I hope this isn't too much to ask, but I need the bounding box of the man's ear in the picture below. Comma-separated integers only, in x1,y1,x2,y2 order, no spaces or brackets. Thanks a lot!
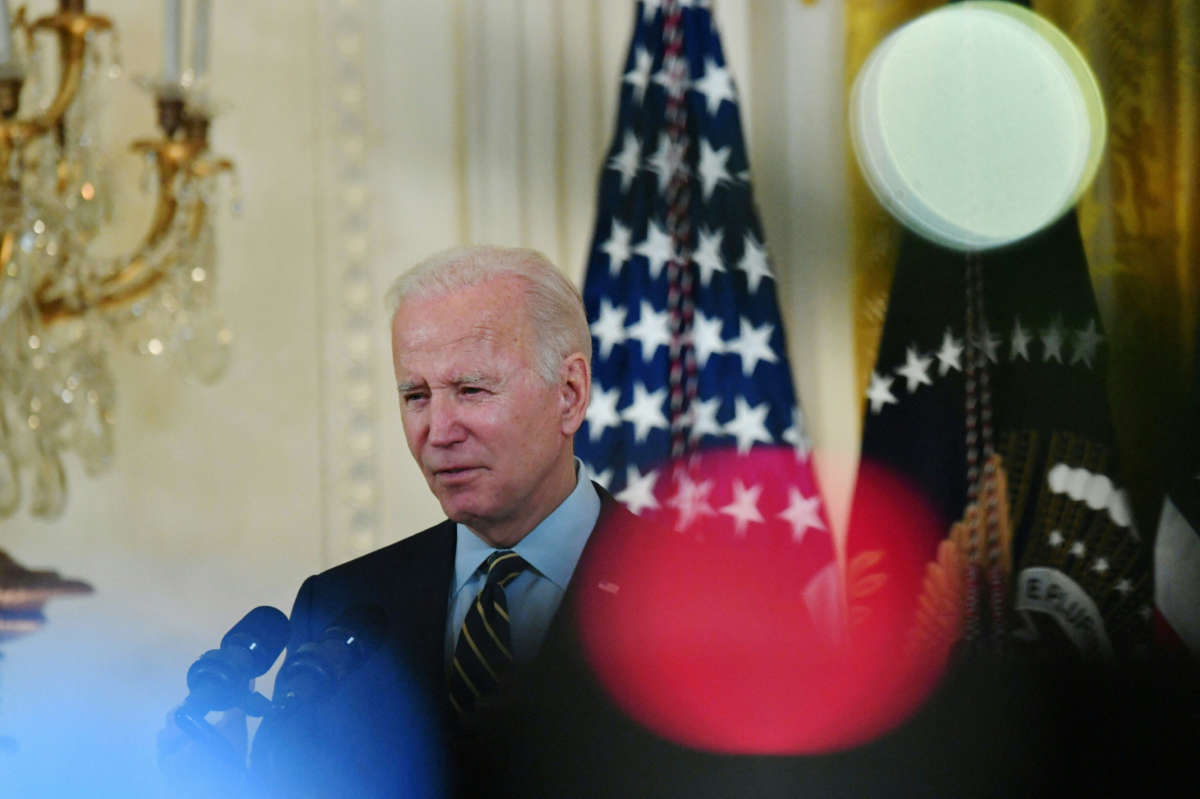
559,353,591,437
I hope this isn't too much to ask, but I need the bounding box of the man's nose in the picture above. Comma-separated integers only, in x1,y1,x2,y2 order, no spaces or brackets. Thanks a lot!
426,393,465,446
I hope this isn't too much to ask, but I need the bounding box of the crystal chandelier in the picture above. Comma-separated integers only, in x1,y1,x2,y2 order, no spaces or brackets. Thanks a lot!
0,0,235,520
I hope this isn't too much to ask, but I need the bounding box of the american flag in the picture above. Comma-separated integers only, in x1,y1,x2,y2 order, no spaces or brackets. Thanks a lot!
576,0,838,623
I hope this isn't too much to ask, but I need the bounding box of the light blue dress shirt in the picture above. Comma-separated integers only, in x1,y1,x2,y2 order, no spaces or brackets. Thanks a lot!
445,460,601,665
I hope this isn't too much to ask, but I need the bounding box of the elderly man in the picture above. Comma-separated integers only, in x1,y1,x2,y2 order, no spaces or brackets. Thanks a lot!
252,245,619,796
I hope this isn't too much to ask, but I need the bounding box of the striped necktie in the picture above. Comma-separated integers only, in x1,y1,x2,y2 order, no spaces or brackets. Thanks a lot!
448,550,529,720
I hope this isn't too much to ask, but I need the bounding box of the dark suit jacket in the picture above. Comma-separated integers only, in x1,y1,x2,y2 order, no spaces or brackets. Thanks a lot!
249,487,653,798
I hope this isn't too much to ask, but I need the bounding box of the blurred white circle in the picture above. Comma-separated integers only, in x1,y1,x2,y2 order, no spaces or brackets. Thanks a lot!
850,1,1105,252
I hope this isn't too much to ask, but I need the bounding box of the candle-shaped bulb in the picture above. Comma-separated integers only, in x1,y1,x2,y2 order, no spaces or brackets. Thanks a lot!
163,0,182,85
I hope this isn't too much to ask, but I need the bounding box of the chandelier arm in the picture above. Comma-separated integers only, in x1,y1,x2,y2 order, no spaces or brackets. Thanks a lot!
0,10,113,146
35,140,232,325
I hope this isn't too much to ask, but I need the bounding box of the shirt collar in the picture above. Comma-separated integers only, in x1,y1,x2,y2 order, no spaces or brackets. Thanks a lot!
452,458,601,595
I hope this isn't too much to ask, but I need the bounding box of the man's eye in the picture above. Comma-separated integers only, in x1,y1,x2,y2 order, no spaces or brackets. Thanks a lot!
402,392,428,405
461,386,484,396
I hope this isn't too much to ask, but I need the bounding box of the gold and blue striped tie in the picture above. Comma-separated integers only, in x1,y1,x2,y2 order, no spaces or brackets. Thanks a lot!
448,550,529,720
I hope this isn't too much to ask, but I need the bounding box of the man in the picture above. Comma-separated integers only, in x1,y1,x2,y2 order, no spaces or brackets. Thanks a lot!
251,245,615,797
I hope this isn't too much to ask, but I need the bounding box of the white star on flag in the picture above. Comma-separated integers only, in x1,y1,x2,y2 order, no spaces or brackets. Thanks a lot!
689,309,725,367
640,0,662,21
936,328,963,375
634,219,675,279
623,46,653,105
600,220,632,276
1011,317,1032,361
866,372,898,414
692,227,726,286
607,131,641,192
1041,320,1065,363
584,463,612,491
1092,557,1110,575
720,479,764,536
896,346,933,393
697,138,732,200
621,382,669,443
651,58,688,97
1069,540,1086,558
778,487,825,543
589,299,627,358
1049,530,1065,547
626,300,672,362
691,57,736,116
1071,318,1104,368
615,465,659,516
727,316,778,376
723,397,772,454
686,395,723,442
666,469,716,532
737,233,773,293
782,408,812,460
585,383,622,442
646,132,683,194
974,329,1001,364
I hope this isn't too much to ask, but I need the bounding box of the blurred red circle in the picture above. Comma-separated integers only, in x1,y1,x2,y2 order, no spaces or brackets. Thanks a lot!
574,450,949,754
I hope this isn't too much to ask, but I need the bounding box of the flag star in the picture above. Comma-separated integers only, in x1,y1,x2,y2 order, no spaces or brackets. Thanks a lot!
1048,530,1065,547
584,383,622,442
720,479,764,536
587,467,612,492
621,382,669,443
686,395,723,441
626,300,672,361
1068,541,1086,558
622,46,654,105
666,470,716,532
1071,318,1104,368
697,138,732,200
600,219,632,276
936,328,964,375
782,407,812,460
692,227,726,286
778,487,825,543
727,316,778,377
1138,604,1152,621
1092,557,1110,575
1041,319,1064,363
646,132,684,194
895,346,933,393
973,329,1001,363
634,219,675,279
1011,317,1033,361
723,397,772,454
866,371,897,414
691,57,736,116
640,0,662,22
615,465,659,516
737,233,773,294
589,299,627,359
607,131,641,192
690,309,725,368
1115,578,1133,595
652,57,688,98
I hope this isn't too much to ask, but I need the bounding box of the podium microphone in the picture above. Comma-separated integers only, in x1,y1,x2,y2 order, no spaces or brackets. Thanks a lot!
181,605,290,718
271,603,388,713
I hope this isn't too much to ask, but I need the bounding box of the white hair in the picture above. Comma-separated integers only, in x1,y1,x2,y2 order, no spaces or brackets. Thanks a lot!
385,245,592,383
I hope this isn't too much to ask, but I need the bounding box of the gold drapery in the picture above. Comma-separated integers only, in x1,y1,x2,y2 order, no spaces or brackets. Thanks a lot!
845,0,1199,530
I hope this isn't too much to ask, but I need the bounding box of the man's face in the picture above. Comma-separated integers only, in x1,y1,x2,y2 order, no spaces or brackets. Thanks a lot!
391,276,579,545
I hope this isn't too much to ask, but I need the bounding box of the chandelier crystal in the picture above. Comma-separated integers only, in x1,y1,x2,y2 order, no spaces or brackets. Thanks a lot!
0,0,235,520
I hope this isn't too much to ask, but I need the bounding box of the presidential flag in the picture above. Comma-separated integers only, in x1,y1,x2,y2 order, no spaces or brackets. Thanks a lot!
576,0,838,629
844,215,1155,665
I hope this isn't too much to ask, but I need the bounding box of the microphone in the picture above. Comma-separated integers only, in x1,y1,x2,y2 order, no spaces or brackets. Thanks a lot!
183,605,290,715
271,603,388,713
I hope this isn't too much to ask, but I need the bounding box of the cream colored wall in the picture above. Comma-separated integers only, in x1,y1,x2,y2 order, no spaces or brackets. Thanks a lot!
0,1,855,792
